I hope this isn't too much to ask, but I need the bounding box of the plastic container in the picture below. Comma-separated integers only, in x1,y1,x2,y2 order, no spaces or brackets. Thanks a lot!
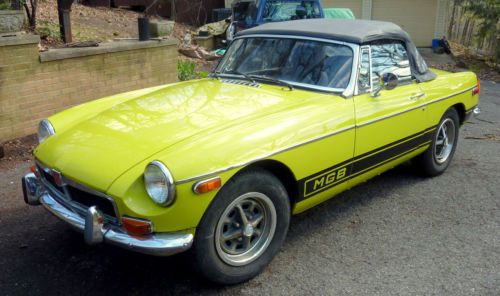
432,39,440,49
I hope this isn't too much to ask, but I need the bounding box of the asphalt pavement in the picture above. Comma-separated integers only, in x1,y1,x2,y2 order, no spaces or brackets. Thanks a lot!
0,81,498,295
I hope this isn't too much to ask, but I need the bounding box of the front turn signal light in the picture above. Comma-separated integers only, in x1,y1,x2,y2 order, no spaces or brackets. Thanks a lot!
193,177,222,194
122,216,152,236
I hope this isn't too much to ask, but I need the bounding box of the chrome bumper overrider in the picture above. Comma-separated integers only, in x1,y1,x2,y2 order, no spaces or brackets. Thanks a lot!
22,173,193,256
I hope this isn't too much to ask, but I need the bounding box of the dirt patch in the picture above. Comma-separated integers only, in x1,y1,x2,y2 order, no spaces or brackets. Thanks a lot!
36,0,142,47
35,1,218,72
0,135,37,170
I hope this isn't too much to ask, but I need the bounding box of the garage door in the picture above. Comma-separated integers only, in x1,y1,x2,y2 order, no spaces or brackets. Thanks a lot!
372,0,437,47
322,0,363,19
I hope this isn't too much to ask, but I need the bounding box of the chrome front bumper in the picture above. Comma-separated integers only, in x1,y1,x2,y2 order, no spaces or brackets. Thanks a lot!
22,173,193,256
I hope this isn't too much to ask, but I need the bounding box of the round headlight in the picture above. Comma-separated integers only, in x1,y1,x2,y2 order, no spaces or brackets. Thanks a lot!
144,161,175,206
38,119,55,144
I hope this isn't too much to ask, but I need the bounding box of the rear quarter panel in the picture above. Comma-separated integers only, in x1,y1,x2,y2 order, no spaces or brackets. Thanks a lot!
418,70,479,127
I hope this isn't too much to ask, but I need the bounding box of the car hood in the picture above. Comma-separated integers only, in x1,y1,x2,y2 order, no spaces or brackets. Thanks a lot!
35,79,325,191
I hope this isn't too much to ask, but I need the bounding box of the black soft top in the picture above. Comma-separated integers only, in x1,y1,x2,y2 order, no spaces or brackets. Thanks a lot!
237,19,436,82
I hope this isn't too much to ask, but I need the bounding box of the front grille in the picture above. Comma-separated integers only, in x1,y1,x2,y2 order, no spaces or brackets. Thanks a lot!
37,162,118,220
66,186,116,218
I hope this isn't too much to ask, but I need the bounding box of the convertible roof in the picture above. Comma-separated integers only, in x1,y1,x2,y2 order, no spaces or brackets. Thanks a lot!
237,19,411,44
236,19,436,83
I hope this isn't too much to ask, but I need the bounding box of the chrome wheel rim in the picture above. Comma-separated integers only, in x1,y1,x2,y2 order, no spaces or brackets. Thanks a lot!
434,118,456,164
215,192,277,266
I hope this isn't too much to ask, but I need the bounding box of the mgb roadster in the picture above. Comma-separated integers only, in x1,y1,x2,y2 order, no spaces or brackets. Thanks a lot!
22,19,480,284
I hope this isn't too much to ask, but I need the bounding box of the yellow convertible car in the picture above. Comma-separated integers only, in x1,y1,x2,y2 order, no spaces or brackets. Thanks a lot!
22,19,480,284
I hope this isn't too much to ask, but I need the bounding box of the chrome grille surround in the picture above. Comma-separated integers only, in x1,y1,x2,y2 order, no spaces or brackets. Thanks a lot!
35,160,120,224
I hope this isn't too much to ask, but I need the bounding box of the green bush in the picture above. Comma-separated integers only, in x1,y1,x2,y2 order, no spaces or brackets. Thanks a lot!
0,0,11,10
178,60,209,81
36,20,60,40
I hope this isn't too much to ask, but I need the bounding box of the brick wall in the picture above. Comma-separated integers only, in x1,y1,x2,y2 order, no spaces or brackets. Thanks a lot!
0,35,178,142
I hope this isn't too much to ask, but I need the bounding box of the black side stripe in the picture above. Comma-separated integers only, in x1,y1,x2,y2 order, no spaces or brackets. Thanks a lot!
297,126,436,201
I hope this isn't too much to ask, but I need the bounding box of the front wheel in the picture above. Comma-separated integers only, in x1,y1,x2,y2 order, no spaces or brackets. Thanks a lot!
191,169,291,285
415,108,460,176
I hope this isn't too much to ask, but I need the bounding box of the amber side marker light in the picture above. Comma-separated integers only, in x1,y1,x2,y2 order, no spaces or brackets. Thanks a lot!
122,216,152,236
193,177,222,194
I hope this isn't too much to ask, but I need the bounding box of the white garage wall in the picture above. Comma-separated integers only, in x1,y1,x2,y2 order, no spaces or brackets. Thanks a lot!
372,0,437,46
224,0,446,47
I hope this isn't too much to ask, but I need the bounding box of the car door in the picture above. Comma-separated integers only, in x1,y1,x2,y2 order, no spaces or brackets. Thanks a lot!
351,41,429,183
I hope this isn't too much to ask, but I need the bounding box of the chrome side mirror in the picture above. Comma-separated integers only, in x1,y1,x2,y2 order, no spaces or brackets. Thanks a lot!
371,73,398,97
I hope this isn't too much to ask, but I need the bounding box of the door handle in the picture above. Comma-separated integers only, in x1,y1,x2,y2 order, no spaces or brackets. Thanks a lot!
410,92,425,100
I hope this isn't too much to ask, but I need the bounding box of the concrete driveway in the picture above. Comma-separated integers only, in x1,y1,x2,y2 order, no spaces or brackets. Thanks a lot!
0,81,498,295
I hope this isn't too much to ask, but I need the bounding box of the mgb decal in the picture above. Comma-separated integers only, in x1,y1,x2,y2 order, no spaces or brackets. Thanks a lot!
303,166,349,197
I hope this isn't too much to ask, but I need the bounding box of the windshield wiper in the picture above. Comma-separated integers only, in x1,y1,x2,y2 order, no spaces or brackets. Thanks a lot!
248,75,294,91
209,71,221,79
227,70,256,83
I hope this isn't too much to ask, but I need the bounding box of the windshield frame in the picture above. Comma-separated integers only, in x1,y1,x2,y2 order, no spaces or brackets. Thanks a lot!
216,34,359,96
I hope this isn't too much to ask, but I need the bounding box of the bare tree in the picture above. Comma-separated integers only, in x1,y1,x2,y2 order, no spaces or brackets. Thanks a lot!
22,0,38,29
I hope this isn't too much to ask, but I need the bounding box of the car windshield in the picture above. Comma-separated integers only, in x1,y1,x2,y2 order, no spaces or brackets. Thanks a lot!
216,37,353,90
263,1,321,22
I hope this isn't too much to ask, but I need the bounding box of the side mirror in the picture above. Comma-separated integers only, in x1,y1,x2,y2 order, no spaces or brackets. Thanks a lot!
371,73,398,97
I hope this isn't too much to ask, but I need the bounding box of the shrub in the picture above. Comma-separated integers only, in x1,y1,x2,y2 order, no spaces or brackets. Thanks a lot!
178,60,209,81
0,0,11,10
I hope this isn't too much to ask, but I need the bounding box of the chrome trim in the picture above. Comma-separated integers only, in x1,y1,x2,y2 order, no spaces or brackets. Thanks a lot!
424,86,476,106
35,160,120,223
38,119,56,144
356,86,476,128
230,34,359,97
473,106,481,116
354,45,372,96
176,85,476,184
176,125,355,184
37,190,193,256
84,206,104,245
192,176,221,194
145,160,176,207
22,172,43,205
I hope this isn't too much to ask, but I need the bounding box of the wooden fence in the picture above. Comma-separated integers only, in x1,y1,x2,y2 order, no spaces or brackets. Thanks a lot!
445,1,499,62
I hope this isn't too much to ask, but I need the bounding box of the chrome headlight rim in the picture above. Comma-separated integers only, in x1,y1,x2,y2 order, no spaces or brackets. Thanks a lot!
38,119,56,144
144,160,176,207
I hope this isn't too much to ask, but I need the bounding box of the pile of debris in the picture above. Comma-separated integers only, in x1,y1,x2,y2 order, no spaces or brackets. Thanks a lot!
177,18,228,61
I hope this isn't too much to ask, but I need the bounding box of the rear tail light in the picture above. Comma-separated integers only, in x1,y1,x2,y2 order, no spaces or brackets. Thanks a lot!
472,78,480,95
122,216,152,236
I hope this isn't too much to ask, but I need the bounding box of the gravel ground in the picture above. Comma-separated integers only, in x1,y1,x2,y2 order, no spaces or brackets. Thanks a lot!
0,81,498,295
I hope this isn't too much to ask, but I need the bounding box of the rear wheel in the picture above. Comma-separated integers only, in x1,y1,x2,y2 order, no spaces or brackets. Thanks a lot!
191,169,290,284
415,108,460,176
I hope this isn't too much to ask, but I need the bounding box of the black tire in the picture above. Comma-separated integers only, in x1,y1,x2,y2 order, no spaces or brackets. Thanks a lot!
190,168,291,285
415,108,460,176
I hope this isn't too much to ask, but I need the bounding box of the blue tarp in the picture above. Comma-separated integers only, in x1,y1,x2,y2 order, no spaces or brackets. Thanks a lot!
323,8,355,20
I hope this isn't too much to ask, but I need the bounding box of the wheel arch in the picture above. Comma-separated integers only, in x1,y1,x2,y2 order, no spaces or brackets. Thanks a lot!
240,160,299,210
451,103,466,125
